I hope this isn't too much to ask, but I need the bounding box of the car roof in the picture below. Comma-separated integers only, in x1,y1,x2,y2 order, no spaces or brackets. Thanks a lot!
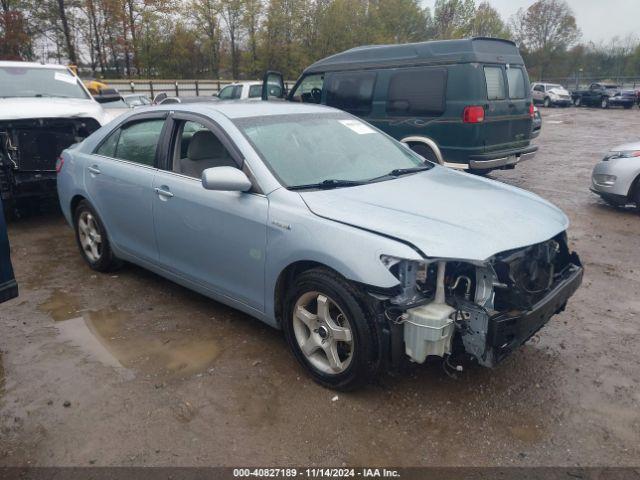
151,100,339,119
0,61,69,70
304,37,522,74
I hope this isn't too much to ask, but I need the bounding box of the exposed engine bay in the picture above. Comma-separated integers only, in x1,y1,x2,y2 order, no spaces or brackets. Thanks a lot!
380,232,583,368
0,117,100,203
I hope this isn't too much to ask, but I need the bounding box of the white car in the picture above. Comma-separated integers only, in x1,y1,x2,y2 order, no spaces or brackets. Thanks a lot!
0,61,109,205
531,82,572,108
217,81,282,101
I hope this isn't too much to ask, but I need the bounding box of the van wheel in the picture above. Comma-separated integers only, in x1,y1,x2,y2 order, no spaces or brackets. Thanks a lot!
601,97,609,109
409,143,438,164
73,200,121,272
282,268,380,390
543,97,551,108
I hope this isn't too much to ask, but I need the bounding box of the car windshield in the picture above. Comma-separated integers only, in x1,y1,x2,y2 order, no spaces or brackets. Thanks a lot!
234,113,428,188
0,66,90,99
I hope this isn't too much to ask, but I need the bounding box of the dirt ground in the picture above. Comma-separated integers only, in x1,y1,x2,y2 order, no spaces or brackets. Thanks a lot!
1,107,639,467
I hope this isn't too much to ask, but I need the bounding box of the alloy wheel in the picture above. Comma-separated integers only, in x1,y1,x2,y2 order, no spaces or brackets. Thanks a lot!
78,211,103,263
292,291,354,375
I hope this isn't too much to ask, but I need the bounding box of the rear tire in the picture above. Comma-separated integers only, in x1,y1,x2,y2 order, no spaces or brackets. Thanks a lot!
282,268,381,390
409,143,438,164
73,200,121,272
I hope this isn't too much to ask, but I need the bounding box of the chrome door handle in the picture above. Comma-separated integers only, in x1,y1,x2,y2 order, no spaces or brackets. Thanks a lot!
154,187,174,198
88,166,101,175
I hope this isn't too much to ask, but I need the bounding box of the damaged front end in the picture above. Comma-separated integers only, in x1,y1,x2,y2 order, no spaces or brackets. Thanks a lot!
0,118,100,203
380,232,583,368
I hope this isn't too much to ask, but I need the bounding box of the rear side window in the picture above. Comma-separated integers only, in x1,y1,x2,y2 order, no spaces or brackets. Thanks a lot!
248,84,262,98
325,71,376,116
95,119,164,166
386,67,446,116
507,67,526,99
484,66,506,100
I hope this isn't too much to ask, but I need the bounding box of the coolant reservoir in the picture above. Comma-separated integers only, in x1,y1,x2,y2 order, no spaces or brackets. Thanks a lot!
404,302,455,363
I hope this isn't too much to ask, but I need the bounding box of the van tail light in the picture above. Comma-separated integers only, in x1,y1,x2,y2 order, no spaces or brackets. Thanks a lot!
529,103,535,118
463,105,485,123
55,156,64,174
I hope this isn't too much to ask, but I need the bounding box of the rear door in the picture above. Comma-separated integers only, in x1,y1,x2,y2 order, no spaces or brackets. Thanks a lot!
85,113,167,263
505,65,531,143
482,65,512,150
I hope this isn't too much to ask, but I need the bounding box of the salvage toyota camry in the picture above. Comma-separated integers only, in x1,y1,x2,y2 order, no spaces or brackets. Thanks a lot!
57,102,583,390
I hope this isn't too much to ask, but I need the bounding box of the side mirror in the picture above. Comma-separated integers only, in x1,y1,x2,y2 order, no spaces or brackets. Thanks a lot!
202,166,252,192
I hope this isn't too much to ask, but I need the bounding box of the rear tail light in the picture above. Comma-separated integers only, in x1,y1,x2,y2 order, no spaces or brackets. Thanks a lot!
55,156,64,174
529,103,535,118
463,105,485,123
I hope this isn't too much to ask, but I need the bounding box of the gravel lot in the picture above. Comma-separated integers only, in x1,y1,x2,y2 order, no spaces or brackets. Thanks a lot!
1,106,639,467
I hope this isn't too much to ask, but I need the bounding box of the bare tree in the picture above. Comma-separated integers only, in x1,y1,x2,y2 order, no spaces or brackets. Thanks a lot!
510,0,581,79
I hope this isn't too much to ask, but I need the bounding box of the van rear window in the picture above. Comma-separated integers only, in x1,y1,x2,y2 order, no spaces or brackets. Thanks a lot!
484,66,505,100
325,71,376,116
386,67,446,116
507,67,526,99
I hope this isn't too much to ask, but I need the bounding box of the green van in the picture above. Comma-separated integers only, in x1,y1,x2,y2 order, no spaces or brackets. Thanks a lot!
263,37,537,173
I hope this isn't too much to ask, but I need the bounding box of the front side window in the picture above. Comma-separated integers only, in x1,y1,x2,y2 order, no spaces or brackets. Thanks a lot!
386,67,446,116
218,85,237,100
95,119,165,166
484,66,506,100
0,66,90,99
171,120,236,179
506,67,526,99
291,74,324,103
234,113,426,188
325,72,376,115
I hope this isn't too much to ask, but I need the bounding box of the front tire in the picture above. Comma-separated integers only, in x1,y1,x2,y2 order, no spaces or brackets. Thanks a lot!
73,200,120,272
601,97,609,109
282,268,381,390
543,97,551,108
574,97,581,107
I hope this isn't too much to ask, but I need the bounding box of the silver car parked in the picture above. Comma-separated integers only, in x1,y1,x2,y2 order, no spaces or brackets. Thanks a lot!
57,102,583,390
591,141,640,208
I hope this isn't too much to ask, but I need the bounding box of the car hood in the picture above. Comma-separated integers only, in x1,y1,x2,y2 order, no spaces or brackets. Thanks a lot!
548,87,569,95
0,97,106,124
298,167,569,261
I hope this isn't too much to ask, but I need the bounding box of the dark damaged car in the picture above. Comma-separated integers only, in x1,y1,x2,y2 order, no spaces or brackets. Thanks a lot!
0,62,109,208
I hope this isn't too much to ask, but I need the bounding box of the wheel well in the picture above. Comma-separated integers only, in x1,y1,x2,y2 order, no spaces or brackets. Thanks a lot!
628,173,640,200
70,195,86,216
274,260,336,324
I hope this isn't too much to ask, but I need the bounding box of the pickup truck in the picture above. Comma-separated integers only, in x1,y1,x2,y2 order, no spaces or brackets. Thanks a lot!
572,83,636,109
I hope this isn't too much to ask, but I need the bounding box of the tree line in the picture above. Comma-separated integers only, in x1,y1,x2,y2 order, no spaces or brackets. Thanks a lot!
1,0,639,82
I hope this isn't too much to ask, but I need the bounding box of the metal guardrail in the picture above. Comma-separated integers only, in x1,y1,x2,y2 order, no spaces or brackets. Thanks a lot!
106,79,295,98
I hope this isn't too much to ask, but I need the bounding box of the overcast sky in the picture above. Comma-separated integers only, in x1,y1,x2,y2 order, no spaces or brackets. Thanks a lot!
421,0,639,44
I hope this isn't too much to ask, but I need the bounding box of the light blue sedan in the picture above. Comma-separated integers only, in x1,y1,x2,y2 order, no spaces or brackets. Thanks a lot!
57,102,583,390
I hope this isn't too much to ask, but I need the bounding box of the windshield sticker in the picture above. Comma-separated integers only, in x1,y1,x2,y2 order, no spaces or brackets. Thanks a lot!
338,119,375,135
54,72,77,85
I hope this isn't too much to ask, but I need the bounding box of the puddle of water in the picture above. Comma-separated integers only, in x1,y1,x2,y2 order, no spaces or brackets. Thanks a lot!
55,307,221,379
507,424,544,443
39,289,82,322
